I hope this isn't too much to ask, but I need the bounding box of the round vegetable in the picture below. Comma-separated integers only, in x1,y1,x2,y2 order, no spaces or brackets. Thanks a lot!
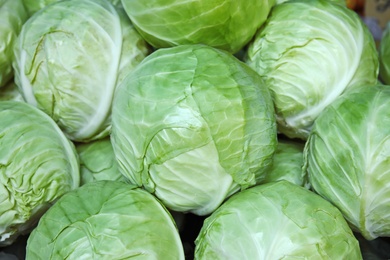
263,137,307,187
111,44,277,215
245,0,378,140
13,0,150,142
304,84,390,240
0,0,27,88
76,137,126,185
21,0,54,16
121,0,275,53
276,0,346,4
0,80,23,102
195,181,362,259
0,101,80,246
22,0,123,16
26,181,185,259
379,22,390,84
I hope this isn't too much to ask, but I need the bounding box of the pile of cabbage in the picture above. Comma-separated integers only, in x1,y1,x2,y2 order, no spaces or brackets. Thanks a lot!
1,0,389,258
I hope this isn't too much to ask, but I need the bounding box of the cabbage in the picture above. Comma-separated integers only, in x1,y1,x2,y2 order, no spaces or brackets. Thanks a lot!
263,138,307,186
13,0,150,142
22,0,123,16
26,181,185,259
379,22,390,84
304,84,390,240
76,137,126,185
0,101,79,246
121,0,275,53
0,0,27,88
111,44,277,215
0,80,23,102
245,0,378,140
195,181,362,259
276,0,346,4
21,0,54,16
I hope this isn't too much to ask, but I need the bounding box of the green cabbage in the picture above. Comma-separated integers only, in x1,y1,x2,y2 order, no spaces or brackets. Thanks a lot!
0,80,23,102
76,137,126,185
263,138,307,186
379,22,390,84
111,44,277,215
22,0,123,16
26,181,185,259
21,0,54,16
0,101,79,246
304,84,390,240
0,0,27,88
121,0,275,53
13,0,150,142
276,0,346,5
195,181,362,259
245,0,378,140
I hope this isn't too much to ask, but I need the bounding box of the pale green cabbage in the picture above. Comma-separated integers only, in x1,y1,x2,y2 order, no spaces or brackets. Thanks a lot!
21,0,54,16
304,84,390,240
76,137,126,185
0,0,27,88
379,22,390,84
245,0,378,140
276,0,346,5
0,101,79,246
121,0,275,53
0,80,23,102
111,44,277,215
195,181,362,259
263,138,307,186
13,0,150,142
22,0,123,16
26,181,185,259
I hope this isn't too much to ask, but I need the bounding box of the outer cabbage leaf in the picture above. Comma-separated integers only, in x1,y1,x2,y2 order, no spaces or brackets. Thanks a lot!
13,0,150,142
263,137,307,186
276,0,346,4
245,0,378,139
0,80,24,102
76,137,126,185
304,84,390,240
0,0,27,88
121,0,275,53
379,22,390,84
22,0,123,16
0,101,79,246
21,0,54,16
194,181,362,259
26,181,185,260
111,44,277,215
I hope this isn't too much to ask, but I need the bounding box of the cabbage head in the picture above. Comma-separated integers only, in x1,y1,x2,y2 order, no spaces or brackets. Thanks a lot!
26,181,185,260
263,138,307,187
0,81,23,102
194,181,362,259
111,44,277,216
13,0,150,142
0,0,27,88
276,0,346,4
304,84,390,240
245,0,378,140
20,0,54,16
379,22,390,84
121,0,275,53
0,101,79,246
22,0,123,16
76,137,126,185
